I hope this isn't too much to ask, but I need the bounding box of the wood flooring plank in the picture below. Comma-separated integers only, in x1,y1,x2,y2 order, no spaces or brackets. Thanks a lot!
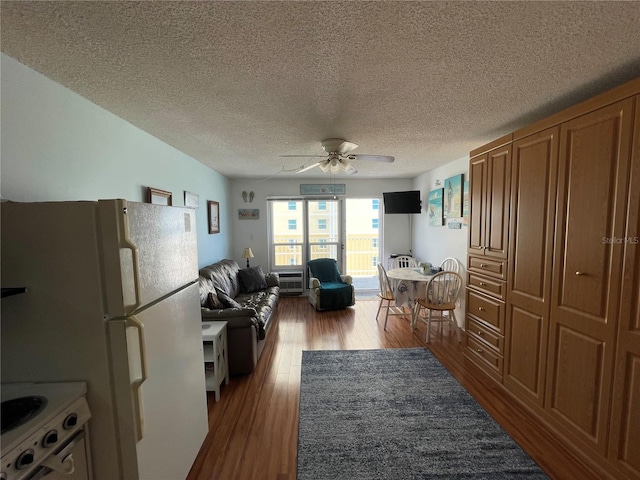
186,296,605,480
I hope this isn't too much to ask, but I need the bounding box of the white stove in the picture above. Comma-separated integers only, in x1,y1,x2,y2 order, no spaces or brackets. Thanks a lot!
1,382,92,480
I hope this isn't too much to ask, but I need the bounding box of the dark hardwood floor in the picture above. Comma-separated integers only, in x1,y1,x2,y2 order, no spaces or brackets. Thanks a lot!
186,296,602,480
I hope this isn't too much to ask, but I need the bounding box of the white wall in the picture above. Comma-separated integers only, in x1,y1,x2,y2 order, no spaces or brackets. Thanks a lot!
411,156,469,327
229,177,413,268
1,54,231,266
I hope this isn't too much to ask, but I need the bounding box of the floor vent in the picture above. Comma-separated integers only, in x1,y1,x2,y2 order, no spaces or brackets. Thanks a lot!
279,271,304,295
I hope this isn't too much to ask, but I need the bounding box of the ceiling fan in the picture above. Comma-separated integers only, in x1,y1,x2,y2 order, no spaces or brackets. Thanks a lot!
281,138,395,175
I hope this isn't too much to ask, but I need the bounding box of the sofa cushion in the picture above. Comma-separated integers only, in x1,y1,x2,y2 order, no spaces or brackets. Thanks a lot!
216,289,242,309
207,291,224,309
238,265,268,293
198,259,242,298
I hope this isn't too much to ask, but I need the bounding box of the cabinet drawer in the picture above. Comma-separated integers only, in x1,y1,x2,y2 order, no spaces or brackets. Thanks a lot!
467,335,504,376
467,255,507,280
466,289,504,333
467,316,504,354
467,273,505,300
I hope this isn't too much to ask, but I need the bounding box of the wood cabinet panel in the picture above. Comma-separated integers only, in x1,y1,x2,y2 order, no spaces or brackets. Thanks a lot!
467,316,504,353
555,101,633,318
505,127,558,409
466,289,504,332
467,138,512,260
608,96,640,478
485,145,512,258
467,255,506,280
548,326,605,445
505,306,546,406
547,98,635,456
467,273,505,300
467,334,503,376
468,155,486,253
509,127,558,302
610,353,640,476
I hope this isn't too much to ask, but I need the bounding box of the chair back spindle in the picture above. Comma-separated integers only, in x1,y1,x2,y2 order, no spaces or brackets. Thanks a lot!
390,255,417,269
439,257,461,274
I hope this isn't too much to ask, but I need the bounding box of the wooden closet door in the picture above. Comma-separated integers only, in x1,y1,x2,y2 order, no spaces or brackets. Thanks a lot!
547,98,635,455
505,127,559,408
484,145,512,259
608,96,640,477
468,154,487,253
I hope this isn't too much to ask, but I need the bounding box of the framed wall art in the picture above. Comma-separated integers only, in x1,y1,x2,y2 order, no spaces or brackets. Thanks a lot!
208,200,220,234
238,209,259,220
462,180,469,225
184,191,199,208
428,188,444,227
443,174,463,218
147,187,172,206
300,184,346,195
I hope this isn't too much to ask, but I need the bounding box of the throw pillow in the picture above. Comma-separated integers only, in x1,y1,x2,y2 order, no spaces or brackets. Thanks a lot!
207,292,223,310
216,289,242,309
238,265,268,293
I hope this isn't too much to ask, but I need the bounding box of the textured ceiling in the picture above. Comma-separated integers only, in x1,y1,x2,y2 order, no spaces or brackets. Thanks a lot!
2,1,640,179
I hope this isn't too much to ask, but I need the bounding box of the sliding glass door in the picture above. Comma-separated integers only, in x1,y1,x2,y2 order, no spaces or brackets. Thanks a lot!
345,198,382,291
268,197,381,292
307,199,341,264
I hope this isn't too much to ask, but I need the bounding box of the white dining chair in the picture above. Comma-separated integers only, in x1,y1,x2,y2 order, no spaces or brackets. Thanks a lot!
415,271,463,343
390,255,417,269
439,257,461,274
376,264,408,330
438,258,462,323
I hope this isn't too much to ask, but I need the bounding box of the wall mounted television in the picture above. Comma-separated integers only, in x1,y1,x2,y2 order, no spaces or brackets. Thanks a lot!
382,190,422,214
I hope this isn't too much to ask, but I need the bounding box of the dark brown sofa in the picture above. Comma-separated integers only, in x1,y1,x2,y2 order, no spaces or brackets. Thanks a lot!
198,259,279,375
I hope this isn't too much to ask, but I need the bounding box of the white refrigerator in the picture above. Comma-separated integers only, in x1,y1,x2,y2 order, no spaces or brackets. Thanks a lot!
1,200,209,480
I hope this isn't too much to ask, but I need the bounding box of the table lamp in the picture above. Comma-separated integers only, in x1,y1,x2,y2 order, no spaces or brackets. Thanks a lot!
242,247,254,268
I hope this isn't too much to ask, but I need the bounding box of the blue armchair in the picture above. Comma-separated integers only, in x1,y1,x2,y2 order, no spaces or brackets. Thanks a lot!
307,258,355,311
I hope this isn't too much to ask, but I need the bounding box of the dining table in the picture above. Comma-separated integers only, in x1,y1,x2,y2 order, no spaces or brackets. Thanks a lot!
385,267,434,330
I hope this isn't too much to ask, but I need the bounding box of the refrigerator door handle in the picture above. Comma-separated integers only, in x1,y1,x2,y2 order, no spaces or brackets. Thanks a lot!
118,207,142,314
126,315,148,441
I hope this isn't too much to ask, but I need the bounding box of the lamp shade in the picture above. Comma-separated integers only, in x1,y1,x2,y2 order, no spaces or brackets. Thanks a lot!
242,248,254,259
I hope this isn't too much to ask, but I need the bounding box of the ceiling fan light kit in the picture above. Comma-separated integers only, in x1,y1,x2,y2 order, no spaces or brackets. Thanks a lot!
282,138,395,175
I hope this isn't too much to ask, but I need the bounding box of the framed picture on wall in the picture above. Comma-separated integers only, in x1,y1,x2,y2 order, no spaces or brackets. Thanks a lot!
238,209,259,219
462,180,469,225
428,188,444,227
443,174,463,218
208,200,220,234
147,187,172,206
184,191,199,208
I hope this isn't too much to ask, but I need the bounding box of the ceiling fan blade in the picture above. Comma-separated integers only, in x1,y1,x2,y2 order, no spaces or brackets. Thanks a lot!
280,155,326,158
321,138,359,155
344,163,358,175
336,141,358,154
296,162,322,174
348,154,395,163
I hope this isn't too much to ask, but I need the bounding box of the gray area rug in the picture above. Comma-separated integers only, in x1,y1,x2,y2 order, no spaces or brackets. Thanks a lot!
297,348,548,479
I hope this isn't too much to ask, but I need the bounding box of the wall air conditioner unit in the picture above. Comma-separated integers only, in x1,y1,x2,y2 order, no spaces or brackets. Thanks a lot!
279,271,304,295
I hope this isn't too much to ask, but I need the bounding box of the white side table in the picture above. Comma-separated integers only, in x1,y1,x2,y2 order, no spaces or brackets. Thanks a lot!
201,321,229,402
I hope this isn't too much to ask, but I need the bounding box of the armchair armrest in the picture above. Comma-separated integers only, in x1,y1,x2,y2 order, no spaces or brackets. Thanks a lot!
340,275,353,284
